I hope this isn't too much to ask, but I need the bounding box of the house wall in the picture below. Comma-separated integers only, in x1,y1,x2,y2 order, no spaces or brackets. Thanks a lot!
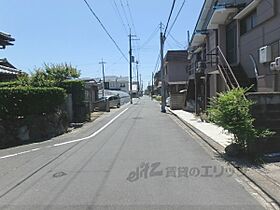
239,0,280,91
166,62,188,83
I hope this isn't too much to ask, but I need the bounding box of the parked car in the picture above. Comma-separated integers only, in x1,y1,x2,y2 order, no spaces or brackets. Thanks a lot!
106,95,121,108
166,97,170,107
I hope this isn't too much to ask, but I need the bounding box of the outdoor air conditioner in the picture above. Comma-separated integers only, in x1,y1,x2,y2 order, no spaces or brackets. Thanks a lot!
259,46,272,64
270,62,276,71
275,57,280,70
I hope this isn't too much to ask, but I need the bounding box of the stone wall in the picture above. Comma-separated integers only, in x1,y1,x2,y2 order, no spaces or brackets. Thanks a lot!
247,92,280,154
0,110,68,149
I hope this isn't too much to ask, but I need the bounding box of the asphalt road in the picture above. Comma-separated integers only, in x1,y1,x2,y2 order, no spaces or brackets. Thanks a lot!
0,96,267,210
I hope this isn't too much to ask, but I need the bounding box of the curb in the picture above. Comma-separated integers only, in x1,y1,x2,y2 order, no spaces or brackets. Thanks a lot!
168,108,280,208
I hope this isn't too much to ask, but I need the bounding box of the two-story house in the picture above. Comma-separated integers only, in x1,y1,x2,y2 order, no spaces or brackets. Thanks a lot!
164,50,189,109
187,0,280,153
187,0,279,113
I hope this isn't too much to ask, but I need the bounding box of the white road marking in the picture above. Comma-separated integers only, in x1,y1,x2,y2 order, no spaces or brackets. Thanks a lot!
53,107,129,147
0,107,129,160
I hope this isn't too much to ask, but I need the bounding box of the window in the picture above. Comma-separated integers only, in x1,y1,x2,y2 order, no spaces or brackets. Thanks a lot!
240,10,257,35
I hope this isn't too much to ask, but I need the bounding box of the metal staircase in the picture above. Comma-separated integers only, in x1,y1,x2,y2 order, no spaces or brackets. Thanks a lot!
207,46,240,90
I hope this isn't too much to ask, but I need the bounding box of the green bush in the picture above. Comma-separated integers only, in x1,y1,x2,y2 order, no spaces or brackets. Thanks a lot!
58,80,85,104
0,81,22,88
155,95,162,101
0,87,66,119
207,88,274,153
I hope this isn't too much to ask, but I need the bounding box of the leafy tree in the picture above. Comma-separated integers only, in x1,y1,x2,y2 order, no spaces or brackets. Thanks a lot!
30,68,53,87
207,88,274,153
44,63,80,82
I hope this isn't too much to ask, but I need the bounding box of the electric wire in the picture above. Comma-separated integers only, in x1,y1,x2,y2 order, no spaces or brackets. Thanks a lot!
164,0,176,36
119,0,131,31
140,24,160,50
166,0,186,38
112,0,129,35
82,0,128,62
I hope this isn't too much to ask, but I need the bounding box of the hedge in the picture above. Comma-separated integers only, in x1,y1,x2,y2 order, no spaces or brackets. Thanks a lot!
0,87,66,119
58,80,85,104
0,81,21,88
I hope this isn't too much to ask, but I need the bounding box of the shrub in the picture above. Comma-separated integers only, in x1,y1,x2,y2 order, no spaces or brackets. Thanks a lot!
207,88,274,153
58,80,85,104
155,95,162,101
0,87,66,119
0,81,21,88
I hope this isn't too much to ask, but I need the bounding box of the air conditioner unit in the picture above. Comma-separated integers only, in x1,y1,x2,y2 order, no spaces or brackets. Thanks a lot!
275,57,280,70
270,62,276,71
259,46,272,64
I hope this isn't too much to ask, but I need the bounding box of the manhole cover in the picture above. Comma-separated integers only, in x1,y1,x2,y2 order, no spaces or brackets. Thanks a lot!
53,171,67,178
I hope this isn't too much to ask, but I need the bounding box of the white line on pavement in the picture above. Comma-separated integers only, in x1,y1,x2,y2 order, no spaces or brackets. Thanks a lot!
53,107,129,147
0,107,129,160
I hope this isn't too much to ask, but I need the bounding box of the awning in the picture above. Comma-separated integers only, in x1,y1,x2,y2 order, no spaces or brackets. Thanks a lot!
191,33,207,47
234,0,261,20
207,7,238,29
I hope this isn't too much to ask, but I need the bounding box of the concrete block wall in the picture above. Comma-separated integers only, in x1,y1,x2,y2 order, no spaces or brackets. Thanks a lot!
247,92,280,153
170,94,185,110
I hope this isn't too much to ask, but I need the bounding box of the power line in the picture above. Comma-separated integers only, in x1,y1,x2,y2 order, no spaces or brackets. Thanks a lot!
125,0,141,68
169,33,185,48
119,0,131,31
164,0,176,36
126,0,137,35
82,0,128,62
166,0,186,38
112,0,129,35
153,53,161,74
140,24,160,50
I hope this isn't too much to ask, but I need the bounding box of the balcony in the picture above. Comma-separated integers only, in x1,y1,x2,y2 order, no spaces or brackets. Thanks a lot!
207,6,238,30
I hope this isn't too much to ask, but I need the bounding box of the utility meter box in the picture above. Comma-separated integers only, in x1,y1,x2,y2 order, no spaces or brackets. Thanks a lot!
275,57,280,70
259,46,272,64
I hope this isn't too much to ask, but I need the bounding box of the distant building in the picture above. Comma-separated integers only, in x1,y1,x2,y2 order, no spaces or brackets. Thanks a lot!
0,58,21,82
154,50,189,110
99,75,129,92
0,32,24,82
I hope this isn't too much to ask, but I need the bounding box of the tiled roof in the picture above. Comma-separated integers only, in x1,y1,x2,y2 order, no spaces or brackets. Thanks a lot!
0,32,15,48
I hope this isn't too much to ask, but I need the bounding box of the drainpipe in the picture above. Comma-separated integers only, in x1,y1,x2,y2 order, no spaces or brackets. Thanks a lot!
249,54,259,90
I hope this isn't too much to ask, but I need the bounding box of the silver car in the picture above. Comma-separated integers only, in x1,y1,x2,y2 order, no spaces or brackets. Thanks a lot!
106,95,121,108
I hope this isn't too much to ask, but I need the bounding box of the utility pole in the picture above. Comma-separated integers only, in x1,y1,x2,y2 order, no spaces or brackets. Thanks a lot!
160,22,166,113
136,61,139,93
128,29,139,104
139,73,142,96
151,72,154,99
99,58,106,97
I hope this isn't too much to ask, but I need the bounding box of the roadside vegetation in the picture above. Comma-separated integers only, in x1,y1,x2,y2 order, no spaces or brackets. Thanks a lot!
0,63,86,148
207,87,274,157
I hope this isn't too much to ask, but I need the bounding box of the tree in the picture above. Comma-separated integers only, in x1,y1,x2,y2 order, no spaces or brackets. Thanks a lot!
207,88,274,154
44,63,80,82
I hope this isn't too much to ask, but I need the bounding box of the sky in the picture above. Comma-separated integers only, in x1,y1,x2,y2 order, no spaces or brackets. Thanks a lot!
0,0,204,88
